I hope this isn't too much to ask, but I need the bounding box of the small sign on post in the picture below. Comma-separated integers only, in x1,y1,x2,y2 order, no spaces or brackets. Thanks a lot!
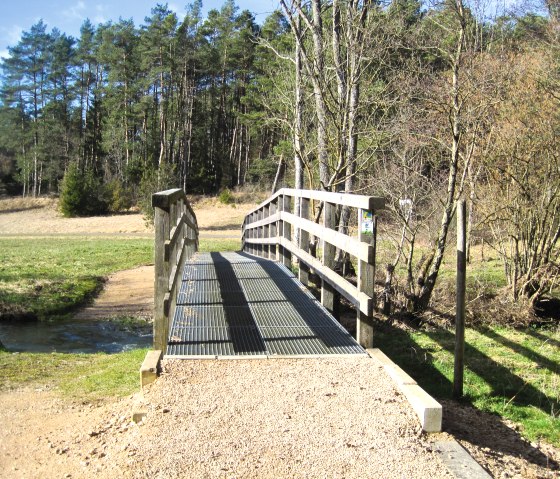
361,210,374,234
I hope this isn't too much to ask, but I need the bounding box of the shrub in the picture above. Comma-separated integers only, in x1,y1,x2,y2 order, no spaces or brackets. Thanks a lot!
59,163,108,217
106,179,133,213
218,188,234,205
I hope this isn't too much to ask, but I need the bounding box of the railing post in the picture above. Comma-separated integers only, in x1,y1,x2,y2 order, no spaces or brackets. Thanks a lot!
256,208,262,257
357,210,376,348
249,213,255,255
299,196,310,286
153,203,171,352
280,194,292,267
269,200,277,260
322,201,337,316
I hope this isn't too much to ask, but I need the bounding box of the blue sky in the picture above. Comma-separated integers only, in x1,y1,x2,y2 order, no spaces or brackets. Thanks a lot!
0,0,280,59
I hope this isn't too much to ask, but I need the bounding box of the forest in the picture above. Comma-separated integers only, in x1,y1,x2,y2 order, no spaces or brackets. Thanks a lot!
0,0,558,314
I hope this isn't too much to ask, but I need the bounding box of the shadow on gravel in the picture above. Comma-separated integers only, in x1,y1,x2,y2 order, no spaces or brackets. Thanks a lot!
442,399,559,473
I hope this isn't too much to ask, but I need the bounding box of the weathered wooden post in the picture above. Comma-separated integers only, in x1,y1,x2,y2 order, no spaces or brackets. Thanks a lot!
153,192,172,352
280,194,292,267
299,196,310,286
454,199,467,398
357,210,376,348
322,201,337,315
257,207,266,258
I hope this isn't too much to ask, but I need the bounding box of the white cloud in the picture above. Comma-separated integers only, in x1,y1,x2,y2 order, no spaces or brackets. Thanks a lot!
93,4,108,24
63,0,87,21
2,25,23,45
168,3,186,22
0,49,10,60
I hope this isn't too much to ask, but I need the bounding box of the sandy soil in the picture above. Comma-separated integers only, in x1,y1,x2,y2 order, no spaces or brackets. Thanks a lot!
1,196,559,479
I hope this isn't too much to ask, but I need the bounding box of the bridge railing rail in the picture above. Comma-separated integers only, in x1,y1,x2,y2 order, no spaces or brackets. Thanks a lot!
152,188,198,351
241,188,384,347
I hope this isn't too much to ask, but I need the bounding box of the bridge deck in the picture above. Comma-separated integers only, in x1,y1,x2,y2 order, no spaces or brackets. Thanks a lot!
166,251,366,358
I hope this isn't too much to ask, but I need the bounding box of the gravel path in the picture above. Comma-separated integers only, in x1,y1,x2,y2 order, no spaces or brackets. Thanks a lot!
122,357,452,479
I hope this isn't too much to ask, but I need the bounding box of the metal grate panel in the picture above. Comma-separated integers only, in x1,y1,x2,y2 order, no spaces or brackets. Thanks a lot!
167,251,365,357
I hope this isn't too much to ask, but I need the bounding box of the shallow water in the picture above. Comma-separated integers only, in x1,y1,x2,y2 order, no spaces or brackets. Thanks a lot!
0,318,152,353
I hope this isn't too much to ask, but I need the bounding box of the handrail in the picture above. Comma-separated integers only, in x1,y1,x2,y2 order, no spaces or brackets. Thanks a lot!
153,188,199,351
241,187,384,348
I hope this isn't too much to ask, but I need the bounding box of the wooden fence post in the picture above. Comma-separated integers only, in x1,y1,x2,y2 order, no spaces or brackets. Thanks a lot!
299,196,310,286
454,199,466,398
322,201,337,315
269,200,277,260
280,194,292,267
153,203,170,352
357,210,375,347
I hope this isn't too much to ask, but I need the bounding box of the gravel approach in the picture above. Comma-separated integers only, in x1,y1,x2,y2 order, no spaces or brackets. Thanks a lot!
122,357,453,479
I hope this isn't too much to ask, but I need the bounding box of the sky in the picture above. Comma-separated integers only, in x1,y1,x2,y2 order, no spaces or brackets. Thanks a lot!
0,0,280,59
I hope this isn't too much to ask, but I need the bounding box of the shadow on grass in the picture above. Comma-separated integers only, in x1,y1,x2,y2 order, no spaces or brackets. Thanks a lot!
200,222,242,231
374,322,559,471
478,326,559,375
525,328,560,350
421,327,559,415
0,205,44,214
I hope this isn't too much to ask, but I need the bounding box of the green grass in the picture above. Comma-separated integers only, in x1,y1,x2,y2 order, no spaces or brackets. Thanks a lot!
374,324,560,446
198,238,240,252
0,237,153,320
0,348,148,399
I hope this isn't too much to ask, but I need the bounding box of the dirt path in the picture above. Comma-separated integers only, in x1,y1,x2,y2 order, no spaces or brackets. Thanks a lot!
74,266,154,321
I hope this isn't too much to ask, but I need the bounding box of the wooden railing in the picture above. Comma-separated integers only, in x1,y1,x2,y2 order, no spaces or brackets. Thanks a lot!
152,189,198,351
241,188,384,348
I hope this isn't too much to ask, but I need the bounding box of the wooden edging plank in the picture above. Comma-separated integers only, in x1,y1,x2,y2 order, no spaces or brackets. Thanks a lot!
367,348,442,433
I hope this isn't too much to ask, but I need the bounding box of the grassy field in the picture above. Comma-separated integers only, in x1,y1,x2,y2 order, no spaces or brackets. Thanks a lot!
0,237,153,320
374,323,560,446
0,348,148,399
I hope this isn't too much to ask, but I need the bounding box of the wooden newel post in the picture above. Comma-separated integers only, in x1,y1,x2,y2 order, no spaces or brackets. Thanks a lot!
454,199,467,398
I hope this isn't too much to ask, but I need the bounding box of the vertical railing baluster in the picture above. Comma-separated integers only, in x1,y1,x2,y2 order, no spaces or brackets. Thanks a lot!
299,195,310,286
263,204,270,258
322,201,337,316
281,194,292,268
269,199,277,260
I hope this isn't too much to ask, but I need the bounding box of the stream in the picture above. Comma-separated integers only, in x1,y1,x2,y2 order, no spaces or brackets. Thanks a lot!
0,318,152,353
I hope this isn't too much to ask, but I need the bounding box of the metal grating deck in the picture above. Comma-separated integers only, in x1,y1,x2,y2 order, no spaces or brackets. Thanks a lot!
166,251,366,358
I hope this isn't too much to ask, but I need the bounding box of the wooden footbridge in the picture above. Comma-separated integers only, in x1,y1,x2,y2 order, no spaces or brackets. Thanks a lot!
152,188,384,358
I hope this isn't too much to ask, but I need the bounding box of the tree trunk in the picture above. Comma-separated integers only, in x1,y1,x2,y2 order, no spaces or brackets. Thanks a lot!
416,0,466,311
